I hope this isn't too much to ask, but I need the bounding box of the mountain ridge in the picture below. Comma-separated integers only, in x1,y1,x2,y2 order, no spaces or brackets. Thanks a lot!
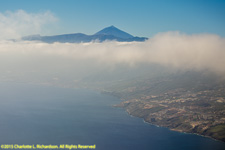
22,26,148,43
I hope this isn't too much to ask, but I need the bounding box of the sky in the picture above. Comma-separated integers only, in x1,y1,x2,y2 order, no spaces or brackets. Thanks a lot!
0,0,225,37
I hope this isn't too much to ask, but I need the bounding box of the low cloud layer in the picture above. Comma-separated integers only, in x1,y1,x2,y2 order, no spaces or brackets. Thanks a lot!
0,10,57,40
0,32,225,84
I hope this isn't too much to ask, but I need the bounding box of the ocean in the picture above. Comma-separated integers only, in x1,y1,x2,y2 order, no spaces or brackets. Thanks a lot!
0,82,224,150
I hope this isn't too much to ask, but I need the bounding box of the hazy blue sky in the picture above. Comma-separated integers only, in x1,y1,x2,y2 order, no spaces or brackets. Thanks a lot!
1,0,225,37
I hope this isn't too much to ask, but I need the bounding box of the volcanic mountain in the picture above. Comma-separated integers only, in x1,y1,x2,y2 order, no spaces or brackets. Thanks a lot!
22,26,148,43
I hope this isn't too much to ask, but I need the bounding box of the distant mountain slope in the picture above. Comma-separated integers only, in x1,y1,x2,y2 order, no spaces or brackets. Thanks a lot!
95,25,134,39
22,26,148,43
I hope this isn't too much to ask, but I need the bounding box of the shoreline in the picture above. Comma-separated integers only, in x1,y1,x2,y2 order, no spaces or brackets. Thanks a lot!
120,106,225,143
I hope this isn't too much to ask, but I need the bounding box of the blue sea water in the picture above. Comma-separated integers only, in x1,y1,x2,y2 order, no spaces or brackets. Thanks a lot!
0,82,225,150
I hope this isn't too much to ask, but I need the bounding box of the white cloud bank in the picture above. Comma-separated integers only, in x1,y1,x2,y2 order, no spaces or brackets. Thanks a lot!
0,32,225,78
0,10,57,40
0,10,224,80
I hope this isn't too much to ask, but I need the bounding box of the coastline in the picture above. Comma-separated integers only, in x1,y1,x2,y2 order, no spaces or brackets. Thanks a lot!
119,106,225,143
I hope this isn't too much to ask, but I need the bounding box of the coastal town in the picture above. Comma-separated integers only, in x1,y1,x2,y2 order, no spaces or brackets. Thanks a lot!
114,82,225,142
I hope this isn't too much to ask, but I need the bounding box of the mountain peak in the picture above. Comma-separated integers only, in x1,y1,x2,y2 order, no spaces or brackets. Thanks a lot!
109,25,116,28
95,26,134,39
